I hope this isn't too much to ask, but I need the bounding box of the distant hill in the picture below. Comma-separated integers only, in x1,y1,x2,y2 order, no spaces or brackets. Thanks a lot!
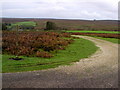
2,18,118,31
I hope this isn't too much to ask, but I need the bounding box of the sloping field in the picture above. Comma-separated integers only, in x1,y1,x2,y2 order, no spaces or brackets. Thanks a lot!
13,21,36,26
34,19,118,31
2,18,118,31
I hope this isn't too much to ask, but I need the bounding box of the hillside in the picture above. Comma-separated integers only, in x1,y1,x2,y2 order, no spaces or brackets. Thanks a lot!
2,18,118,31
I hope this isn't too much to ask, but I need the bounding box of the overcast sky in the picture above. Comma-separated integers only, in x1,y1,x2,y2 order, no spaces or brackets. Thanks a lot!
0,0,119,20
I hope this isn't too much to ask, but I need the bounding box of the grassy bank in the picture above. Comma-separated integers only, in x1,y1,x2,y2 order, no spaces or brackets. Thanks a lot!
66,30,119,34
2,38,98,73
92,36,120,44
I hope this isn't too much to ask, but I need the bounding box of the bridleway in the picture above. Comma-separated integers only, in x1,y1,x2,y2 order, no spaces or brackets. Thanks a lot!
2,35,118,88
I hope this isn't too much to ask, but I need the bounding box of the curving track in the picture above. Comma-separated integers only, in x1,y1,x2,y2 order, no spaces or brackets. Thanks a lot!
2,36,118,88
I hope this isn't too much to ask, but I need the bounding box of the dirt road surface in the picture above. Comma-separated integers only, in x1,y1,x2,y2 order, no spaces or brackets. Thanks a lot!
2,36,118,88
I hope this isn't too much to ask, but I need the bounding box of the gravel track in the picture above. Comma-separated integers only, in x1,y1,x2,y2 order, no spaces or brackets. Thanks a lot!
2,35,118,88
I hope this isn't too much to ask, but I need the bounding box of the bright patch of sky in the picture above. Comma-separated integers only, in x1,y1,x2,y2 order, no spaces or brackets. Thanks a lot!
0,0,119,20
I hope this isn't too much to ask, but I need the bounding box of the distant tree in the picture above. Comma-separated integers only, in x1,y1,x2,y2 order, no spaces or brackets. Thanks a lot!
2,23,7,30
45,21,56,30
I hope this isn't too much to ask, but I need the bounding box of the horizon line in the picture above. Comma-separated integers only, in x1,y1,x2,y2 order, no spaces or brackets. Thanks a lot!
1,17,118,21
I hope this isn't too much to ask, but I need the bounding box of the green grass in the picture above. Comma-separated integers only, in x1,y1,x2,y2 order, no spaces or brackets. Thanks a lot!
14,21,36,26
66,30,119,34
91,36,120,44
2,38,98,73
7,21,36,29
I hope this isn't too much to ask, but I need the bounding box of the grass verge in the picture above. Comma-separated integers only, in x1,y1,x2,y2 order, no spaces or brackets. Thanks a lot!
2,38,98,73
90,36,120,44
66,30,119,34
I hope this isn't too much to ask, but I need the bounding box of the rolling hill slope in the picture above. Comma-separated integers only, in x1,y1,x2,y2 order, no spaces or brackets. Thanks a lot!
2,18,118,31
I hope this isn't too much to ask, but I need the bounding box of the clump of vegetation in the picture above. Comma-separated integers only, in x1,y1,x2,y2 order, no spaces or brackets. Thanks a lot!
45,21,57,30
2,23,8,30
2,31,73,58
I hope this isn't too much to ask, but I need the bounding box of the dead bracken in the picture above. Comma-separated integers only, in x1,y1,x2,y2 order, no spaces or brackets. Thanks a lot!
3,31,74,58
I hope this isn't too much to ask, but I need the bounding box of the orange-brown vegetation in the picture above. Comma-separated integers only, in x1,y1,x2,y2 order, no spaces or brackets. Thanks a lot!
2,31,73,58
71,33,120,39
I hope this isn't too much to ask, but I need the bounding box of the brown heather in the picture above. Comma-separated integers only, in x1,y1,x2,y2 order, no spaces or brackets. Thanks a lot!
2,31,74,58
